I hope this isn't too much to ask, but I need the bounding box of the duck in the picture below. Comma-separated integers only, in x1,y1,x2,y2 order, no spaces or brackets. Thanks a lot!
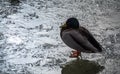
60,17,102,58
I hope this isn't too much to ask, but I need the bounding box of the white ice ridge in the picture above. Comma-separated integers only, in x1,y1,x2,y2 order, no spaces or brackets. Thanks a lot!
7,36,23,44
7,57,40,64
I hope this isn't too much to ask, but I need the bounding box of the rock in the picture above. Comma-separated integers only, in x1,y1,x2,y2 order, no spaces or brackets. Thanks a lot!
62,59,104,74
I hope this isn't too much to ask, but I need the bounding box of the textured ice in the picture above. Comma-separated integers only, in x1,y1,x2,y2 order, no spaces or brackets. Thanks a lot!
7,58,40,64
7,36,23,44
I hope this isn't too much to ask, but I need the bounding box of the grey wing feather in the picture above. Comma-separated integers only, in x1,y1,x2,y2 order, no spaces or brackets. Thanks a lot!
69,30,99,52
79,27,102,52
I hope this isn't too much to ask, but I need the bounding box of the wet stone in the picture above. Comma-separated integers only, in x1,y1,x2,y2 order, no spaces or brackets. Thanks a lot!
61,59,104,74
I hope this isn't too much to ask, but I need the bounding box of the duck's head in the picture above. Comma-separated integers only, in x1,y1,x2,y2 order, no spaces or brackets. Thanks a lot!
60,17,80,29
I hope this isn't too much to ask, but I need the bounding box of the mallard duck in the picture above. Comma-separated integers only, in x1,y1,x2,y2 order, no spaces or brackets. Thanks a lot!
60,17,102,58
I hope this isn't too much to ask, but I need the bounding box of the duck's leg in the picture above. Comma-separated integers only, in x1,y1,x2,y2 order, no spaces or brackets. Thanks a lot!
69,50,82,59
76,50,82,59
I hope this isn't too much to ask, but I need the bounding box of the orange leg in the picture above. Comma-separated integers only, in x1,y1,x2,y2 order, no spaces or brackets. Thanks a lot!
69,50,82,59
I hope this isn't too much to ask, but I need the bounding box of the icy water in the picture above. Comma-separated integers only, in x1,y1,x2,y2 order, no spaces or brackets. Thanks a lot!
0,0,120,74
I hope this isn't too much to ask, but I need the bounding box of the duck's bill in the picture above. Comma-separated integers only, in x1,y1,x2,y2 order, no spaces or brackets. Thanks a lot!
59,23,67,28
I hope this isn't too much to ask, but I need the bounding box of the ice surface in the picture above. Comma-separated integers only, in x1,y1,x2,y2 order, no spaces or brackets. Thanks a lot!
7,36,23,44
0,0,120,74
7,58,40,64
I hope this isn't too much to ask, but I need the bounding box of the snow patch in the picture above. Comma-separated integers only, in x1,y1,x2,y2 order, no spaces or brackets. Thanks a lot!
7,36,23,44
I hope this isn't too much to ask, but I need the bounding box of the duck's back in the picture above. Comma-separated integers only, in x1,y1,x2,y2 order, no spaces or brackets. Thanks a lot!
78,27,102,52
60,27,102,53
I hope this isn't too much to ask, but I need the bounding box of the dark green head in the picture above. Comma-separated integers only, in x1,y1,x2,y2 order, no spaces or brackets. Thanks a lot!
60,17,80,29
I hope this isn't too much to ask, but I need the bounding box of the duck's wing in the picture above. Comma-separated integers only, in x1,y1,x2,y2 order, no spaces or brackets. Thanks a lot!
79,27,102,52
68,29,99,53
